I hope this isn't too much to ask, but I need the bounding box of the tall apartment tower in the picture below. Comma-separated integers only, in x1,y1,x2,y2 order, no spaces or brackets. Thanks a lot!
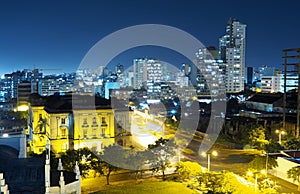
133,59,148,89
195,46,225,95
219,18,246,93
133,58,162,91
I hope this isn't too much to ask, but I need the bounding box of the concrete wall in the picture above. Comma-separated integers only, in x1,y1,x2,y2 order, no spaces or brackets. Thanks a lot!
269,157,299,185
246,101,273,112
49,180,80,194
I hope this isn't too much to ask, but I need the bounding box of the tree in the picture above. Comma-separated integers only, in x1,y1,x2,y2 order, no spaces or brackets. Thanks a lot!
287,166,300,191
265,139,282,153
99,160,119,185
175,161,202,180
96,145,126,185
258,178,280,194
197,171,235,193
128,151,148,179
248,155,278,172
284,138,300,150
60,148,96,178
249,126,269,151
226,98,240,114
148,138,177,180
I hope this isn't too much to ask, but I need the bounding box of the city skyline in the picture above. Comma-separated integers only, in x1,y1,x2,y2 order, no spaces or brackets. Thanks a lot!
0,0,300,75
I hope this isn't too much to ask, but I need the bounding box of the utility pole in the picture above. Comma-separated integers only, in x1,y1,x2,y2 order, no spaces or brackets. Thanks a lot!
282,48,300,137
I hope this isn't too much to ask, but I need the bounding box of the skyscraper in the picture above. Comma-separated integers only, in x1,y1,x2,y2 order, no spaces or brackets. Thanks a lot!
219,18,246,93
133,58,162,91
195,46,225,95
133,58,148,89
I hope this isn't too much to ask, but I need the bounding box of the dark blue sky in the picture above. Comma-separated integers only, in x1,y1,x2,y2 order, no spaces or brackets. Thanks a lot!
0,0,300,75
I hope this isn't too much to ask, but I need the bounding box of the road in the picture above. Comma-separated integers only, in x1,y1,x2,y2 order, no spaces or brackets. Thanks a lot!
182,137,300,193
130,114,164,148
128,113,299,193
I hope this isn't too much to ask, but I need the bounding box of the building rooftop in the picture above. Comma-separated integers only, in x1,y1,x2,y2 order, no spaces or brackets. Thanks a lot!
247,93,283,104
29,93,113,113
0,145,78,193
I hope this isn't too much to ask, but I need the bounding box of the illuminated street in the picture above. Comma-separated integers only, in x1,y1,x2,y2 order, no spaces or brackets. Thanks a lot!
130,112,164,148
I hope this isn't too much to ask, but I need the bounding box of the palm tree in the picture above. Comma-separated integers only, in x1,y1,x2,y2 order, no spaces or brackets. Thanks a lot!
287,166,300,191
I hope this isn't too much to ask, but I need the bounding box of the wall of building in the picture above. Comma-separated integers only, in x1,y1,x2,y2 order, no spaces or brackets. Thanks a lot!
261,75,280,93
245,101,273,112
29,105,115,154
49,180,81,194
269,157,299,185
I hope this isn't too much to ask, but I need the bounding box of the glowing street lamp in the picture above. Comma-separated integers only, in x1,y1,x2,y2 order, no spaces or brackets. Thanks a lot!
275,129,285,145
201,150,218,172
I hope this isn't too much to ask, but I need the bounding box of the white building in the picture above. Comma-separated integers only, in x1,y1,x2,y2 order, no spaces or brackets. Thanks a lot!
195,47,225,95
261,75,280,93
133,58,162,93
260,74,298,93
133,59,148,89
219,18,246,93
279,74,298,93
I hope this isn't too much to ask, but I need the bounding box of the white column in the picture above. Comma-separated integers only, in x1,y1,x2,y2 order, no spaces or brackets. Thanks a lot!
207,154,211,172
45,139,50,194
18,130,27,158
74,161,81,194
0,173,9,194
59,172,65,194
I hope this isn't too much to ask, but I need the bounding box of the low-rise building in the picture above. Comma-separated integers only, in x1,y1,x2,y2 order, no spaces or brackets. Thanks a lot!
261,75,280,93
245,93,283,112
28,94,116,155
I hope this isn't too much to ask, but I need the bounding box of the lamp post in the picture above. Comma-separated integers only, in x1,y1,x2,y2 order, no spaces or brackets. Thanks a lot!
275,129,285,145
201,150,218,172
247,171,258,192
247,170,266,193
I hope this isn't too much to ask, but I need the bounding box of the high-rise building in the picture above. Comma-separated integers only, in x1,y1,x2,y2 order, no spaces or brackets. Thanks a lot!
133,59,148,89
246,67,253,85
17,81,32,105
219,18,246,93
133,58,162,92
195,47,225,95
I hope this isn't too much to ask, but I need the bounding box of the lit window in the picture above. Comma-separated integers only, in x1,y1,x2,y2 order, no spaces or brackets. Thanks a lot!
61,128,66,137
82,118,89,128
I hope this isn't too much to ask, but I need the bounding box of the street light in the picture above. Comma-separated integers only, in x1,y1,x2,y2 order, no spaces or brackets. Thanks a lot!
247,170,266,193
275,129,285,145
201,150,218,172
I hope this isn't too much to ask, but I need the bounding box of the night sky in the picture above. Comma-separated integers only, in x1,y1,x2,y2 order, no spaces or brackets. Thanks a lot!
0,0,300,75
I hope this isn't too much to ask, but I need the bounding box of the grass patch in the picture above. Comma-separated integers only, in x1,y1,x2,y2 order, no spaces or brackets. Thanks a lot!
94,181,197,194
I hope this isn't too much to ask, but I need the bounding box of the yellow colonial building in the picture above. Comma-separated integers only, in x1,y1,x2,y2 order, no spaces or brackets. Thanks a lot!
28,94,115,154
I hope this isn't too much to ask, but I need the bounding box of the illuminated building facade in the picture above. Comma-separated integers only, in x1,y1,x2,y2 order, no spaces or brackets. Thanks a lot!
133,58,162,90
28,94,115,154
219,18,246,93
261,75,280,93
195,47,225,95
